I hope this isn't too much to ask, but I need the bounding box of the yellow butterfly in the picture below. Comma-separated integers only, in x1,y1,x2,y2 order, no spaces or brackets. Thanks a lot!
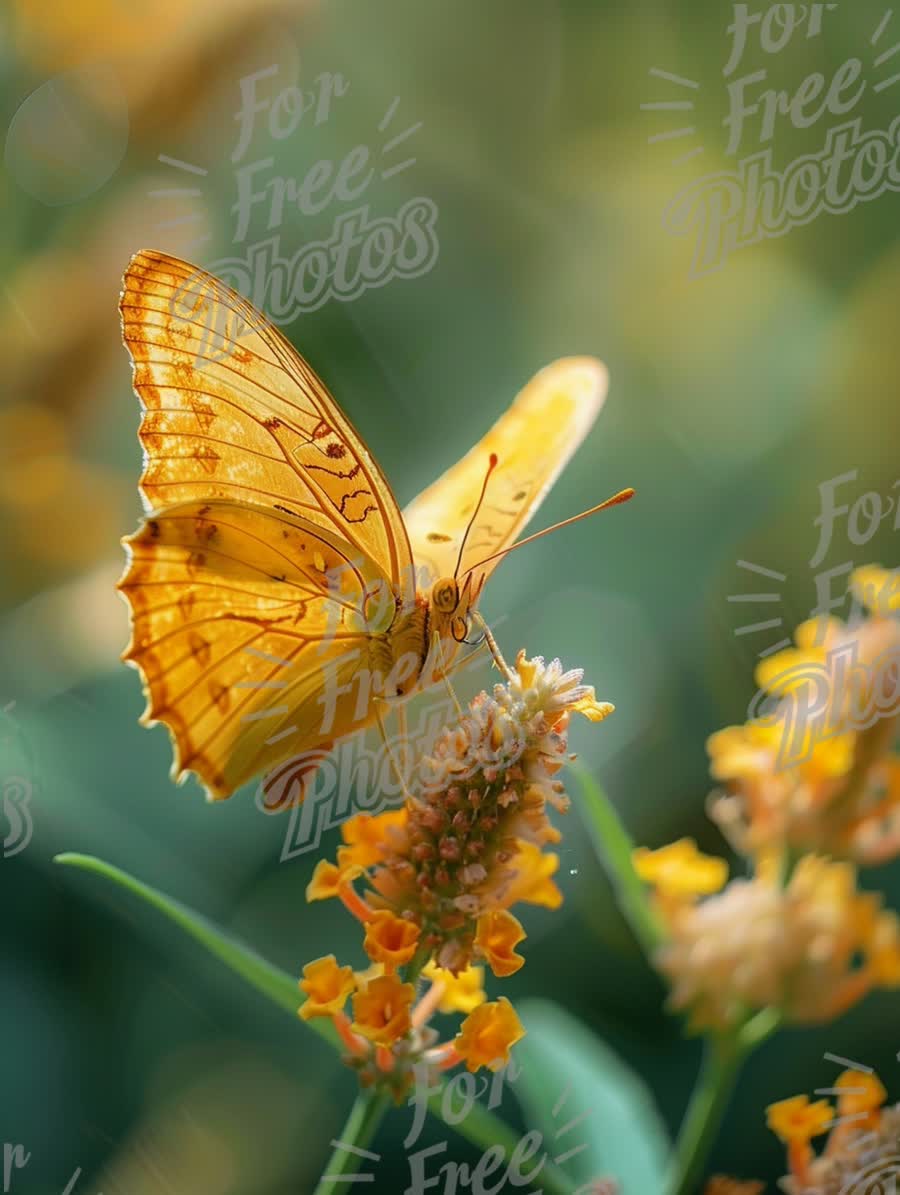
118,250,631,809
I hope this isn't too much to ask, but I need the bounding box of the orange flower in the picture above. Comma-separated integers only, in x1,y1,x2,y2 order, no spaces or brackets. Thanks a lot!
306,859,372,922
766,1095,833,1143
306,860,344,901
474,909,526,977
454,997,525,1072
766,1093,835,1187
834,1069,887,1128
298,956,356,1022
351,973,415,1046
363,910,420,971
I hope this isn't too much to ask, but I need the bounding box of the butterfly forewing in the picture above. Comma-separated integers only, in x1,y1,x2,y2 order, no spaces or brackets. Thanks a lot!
120,250,414,594
403,357,608,586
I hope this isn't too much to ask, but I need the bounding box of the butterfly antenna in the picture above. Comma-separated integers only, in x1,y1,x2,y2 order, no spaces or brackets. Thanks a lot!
468,487,635,574
454,453,499,578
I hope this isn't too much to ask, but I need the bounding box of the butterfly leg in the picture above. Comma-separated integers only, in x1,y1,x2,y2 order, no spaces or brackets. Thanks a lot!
374,701,414,802
472,612,515,682
394,702,412,793
432,633,464,717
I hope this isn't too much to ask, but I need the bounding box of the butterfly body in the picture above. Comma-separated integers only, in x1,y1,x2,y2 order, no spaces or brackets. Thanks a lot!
118,250,613,806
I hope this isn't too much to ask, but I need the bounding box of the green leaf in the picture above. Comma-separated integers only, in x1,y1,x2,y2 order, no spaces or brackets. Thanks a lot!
516,1000,671,1195
54,852,337,1047
573,767,665,957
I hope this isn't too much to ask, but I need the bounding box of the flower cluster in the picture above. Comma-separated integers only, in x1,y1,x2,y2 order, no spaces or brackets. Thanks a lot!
631,565,900,1034
766,1068,900,1194
637,844,900,1031
709,565,900,867
298,650,613,1095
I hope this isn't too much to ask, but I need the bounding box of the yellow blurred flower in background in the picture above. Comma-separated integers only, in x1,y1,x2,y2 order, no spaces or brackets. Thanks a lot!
709,566,900,867
645,851,900,1031
633,838,729,899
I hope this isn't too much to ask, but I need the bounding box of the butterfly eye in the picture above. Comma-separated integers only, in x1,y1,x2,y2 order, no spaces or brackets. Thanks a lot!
451,616,469,643
432,577,459,613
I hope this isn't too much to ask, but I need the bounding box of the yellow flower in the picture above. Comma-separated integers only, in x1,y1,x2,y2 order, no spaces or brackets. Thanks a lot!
753,616,835,695
633,838,729,898
454,997,525,1072
766,1095,834,1143
571,695,615,722
496,840,563,910
362,910,420,971
337,809,408,871
474,909,526,977
353,962,385,987
351,974,415,1046
866,909,900,983
852,564,900,615
422,961,486,1014
298,956,356,1022
708,722,854,786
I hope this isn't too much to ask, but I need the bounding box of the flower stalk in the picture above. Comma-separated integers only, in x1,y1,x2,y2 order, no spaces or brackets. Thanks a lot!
312,1090,391,1195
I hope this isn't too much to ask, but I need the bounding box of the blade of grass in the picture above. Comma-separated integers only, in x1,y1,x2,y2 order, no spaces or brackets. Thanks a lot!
572,768,665,957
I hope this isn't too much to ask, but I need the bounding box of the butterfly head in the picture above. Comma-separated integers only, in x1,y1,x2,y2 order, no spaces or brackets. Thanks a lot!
430,571,484,644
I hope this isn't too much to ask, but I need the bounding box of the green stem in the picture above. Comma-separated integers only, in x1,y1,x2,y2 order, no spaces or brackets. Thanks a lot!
778,843,803,888
667,1034,742,1195
404,942,431,991
312,1090,390,1195
668,1010,780,1195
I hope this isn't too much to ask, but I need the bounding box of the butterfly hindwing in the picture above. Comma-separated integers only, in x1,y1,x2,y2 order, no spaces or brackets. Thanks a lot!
120,499,396,800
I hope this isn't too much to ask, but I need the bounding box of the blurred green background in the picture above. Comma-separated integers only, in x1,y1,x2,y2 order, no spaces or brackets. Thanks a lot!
1,0,899,1190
